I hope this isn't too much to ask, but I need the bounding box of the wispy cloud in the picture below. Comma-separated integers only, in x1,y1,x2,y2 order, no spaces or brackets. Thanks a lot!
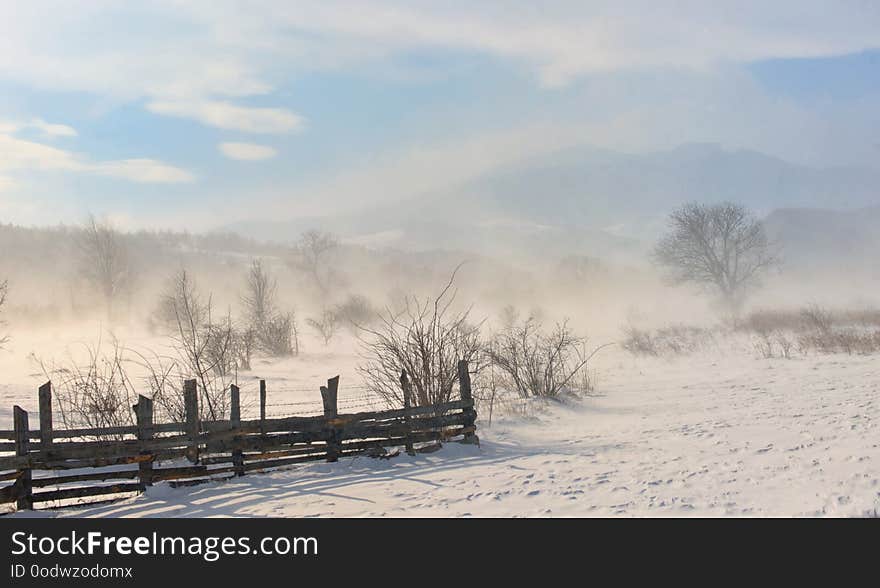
27,118,77,138
219,142,278,160
0,132,194,183
0,118,77,138
3,2,879,109
90,159,196,183
147,100,303,134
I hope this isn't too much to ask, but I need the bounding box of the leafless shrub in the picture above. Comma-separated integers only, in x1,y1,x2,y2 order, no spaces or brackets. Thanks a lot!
775,333,795,359
146,270,240,421
621,326,658,356
797,328,880,356
487,314,608,399
358,266,483,408
472,366,501,426
800,304,834,335
742,306,880,357
739,310,801,333
261,311,299,356
307,308,340,346
741,306,880,334
753,330,775,359
241,259,298,357
231,326,257,371
333,294,378,333
34,338,136,438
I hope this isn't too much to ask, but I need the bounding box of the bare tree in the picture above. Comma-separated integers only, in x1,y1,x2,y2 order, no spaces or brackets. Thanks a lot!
79,215,130,318
307,308,340,346
0,279,8,348
654,202,777,317
292,230,337,295
358,266,483,408
242,258,277,328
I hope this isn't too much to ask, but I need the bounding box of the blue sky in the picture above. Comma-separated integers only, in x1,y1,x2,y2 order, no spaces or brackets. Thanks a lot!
0,1,878,229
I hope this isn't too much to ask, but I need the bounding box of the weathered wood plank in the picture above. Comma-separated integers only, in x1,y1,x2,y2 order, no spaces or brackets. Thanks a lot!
0,429,39,441
169,475,234,489
135,395,154,490
0,469,23,483
150,466,208,482
38,382,53,454
0,448,191,471
14,405,32,510
230,384,244,477
458,359,479,444
31,469,139,488
401,370,415,455
184,379,199,464
31,482,142,503
0,483,16,504
259,379,266,435
321,376,340,462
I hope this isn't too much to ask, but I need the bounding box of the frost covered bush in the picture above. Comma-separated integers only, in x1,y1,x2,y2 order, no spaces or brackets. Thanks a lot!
487,314,603,399
35,338,136,437
358,267,483,408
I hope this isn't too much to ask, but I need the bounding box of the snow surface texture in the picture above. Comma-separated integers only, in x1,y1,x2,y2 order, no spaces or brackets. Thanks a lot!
7,336,880,518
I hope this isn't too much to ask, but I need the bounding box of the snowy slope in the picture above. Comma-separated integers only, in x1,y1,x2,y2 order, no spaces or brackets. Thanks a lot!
11,341,880,518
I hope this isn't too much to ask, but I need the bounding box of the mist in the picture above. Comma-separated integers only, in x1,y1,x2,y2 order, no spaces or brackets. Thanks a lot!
2,2,880,519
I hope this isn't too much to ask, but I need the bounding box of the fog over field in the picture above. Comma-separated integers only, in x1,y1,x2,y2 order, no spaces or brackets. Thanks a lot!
1,2,880,518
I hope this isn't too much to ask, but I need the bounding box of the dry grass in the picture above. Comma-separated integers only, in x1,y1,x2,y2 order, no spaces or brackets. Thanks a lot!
741,305,880,357
621,324,717,357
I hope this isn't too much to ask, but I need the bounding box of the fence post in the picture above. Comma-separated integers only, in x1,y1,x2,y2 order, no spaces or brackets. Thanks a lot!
38,381,52,457
320,376,340,462
400,370,415,455
259,379,267,436
230,384,244,476
134,395,154,490
13,406,32,510
184,379,200,463
458,360,479,445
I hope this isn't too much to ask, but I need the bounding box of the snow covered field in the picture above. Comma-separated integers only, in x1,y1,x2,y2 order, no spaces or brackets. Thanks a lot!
6,329,880,518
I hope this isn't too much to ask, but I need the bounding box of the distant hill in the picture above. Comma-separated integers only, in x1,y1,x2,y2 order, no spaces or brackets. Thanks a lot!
225,143,880,262
764,206,880,275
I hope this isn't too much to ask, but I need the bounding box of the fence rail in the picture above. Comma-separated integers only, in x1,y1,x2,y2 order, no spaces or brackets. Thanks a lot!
0,361,478,511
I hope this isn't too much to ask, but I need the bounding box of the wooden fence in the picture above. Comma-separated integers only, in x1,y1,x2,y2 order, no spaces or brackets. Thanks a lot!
0,361,478,511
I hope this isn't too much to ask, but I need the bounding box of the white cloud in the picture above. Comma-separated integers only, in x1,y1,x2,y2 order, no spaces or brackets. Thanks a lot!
0,133,80,172
28,118,77,138
0,118,77,139
218,142,278,160
1,1,878,115
91,159,196,183
148,100,303,133
165,1,880,85
0,132,194,184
